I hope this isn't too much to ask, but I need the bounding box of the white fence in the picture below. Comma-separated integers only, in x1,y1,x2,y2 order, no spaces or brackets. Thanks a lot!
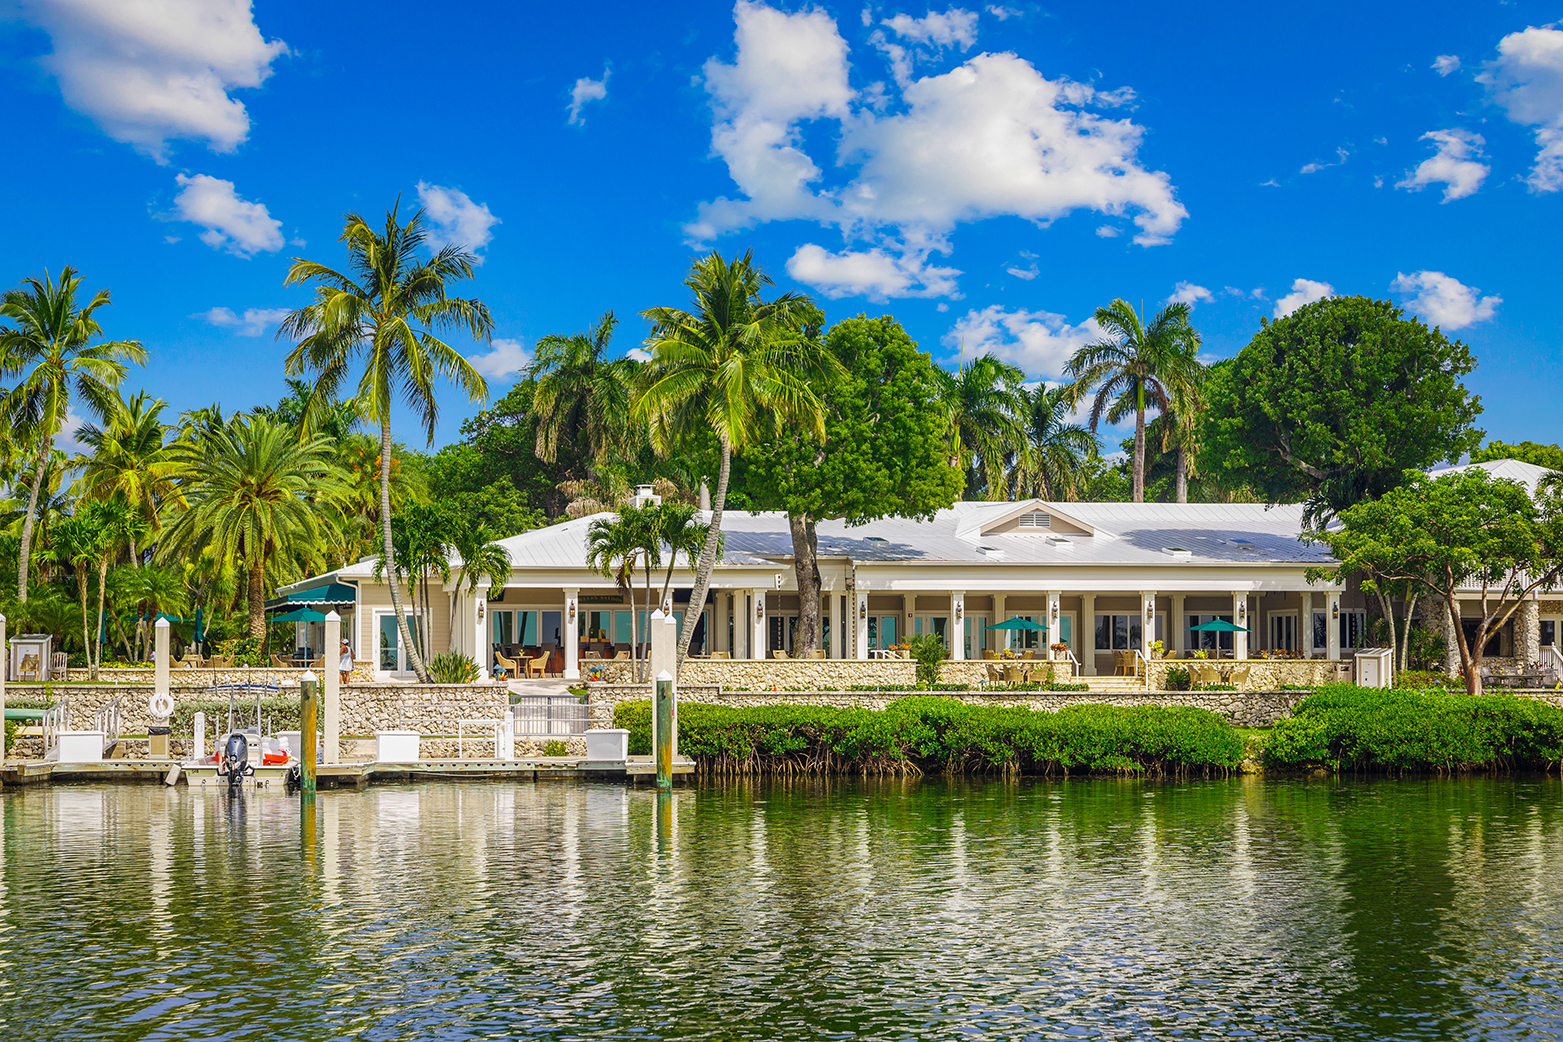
509,695,589,736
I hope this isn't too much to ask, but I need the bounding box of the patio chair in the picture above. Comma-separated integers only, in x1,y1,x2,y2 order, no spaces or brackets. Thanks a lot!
772,649,790,659
611,649,631,661
1195,663,1219,685
809,649,827,660
526,654,548,679
986,663,1003,682
494,649,519,679
709,651,730,659
270,654,291,668
208,656,233,670
1229,665,1251,689
17,654,40,682
983,650,997,660
51,652,67,675
1003,664,1024,683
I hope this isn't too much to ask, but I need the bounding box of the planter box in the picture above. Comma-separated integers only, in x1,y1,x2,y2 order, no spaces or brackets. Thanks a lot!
585,728,629,762
375,731,421,762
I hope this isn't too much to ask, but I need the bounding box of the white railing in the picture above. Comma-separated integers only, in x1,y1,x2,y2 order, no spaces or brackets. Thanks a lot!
93,698,122,755
41,703,68,758
510,695,590,736
1542,644,1563,687
1134,650,1150,691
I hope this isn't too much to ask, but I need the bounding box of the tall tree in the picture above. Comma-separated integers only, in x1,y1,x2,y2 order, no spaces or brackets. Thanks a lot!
1014,383,1098,501
1065,298,1202,503
636,249,834,665
0,267,146,601
73,389,182,561
161,415,349,640
527,311,638,475
741,315,963,653
282,204,493,682
585,502,660,680
936,353,1027,501
1201,295,1482,525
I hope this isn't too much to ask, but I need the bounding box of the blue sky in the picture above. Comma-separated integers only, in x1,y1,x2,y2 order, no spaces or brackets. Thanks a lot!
1,0,1560,452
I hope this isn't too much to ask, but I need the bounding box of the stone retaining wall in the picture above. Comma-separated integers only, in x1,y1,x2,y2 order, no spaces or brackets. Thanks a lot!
590,657,1076,689
1144,659,1352,690
63,661,378,685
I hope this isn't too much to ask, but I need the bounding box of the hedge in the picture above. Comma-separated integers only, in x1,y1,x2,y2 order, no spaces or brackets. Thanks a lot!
1265,684,1563,773
613,696,1243,776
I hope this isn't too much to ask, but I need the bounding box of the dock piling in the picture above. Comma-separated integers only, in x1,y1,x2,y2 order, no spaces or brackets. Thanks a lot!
655,669,674,792
300,671,318,794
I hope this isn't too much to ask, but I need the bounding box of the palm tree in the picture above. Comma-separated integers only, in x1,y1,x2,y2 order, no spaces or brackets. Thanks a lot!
636,250,837,664
586,504,658,679
1065,299,1202,503
50,511,108,670
74,390,182,562
1015,384,1098,501
527,311,638,472
160,415,349,640
936,354,1028,500
281,204,493,682
0,267,146,601
372,503,454,662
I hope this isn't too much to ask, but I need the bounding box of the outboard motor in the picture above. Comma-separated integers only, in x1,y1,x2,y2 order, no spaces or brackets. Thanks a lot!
217,732,253,792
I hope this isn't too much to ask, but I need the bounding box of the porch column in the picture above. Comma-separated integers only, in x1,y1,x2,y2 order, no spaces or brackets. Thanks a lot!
951,591,965,659
1519,597,1541,663
994,592,1007,652
751,588,767,660
563,588,580,680
828,587,840,659
475,594,490,680
1141,590,1157,666
714,592,728,655
1081,593,1096,675
855,590,869,660
735,593,748,660
1234,591,1250,660
1046,591,1060,660
904,594,913,646
1171,593,1185,655
1325,590,1340,661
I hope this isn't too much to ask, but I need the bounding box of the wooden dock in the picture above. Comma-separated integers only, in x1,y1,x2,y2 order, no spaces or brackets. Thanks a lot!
0,756,694,788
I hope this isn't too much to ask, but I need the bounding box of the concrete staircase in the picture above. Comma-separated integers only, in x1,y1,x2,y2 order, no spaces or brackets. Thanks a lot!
1081,674,1147,693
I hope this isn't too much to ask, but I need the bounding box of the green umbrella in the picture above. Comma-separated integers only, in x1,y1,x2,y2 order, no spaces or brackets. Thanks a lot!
271,608,327,623
986,618,1048,631
1188,619,1248,632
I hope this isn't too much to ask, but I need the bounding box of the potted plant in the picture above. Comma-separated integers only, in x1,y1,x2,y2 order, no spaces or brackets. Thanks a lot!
1050,641,1069,654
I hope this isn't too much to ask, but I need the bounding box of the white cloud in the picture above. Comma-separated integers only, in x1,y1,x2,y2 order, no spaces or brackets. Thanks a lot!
196,305,289,336
1300,147,1349,174
881,8,979,49
415,182,500,260
1433,54,1461,76
1165,281,1212,306
1094,225,1120,237
1390,270,1500,330
689,1,1186,298
1396,129,1489,201
56,408,91,455
466,338,530,381
1005,264,1038,280
172,173,282,255
786,243,961,299
985,5,1023,19
1274,278,1332,318
18,0,287,161
1482,26,1563,191
567,67,610,125
944,305,1100,380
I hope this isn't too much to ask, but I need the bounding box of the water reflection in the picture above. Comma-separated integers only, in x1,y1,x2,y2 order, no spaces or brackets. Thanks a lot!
3,776,1563,1040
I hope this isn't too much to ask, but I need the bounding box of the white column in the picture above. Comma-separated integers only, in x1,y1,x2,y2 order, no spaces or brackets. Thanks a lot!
476,594,490,679
1046,591,1060,660
1234,591,1251,660
1172,594,1185,656
0,614,7,767
1141,591,1156,666
828,588,840,659
1325,589,1340,662
855,590,869,660
563,588,580,680
904,594,914,646
951,591,966,659
324,610,341,764
716,593,730,655
751,588,767,660
154,617,171,698
993,592,1007,653
1081,593,1096,675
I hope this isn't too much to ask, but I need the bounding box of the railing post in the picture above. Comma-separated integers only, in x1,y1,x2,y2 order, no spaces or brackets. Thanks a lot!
300,671,318,794
655,669,674,792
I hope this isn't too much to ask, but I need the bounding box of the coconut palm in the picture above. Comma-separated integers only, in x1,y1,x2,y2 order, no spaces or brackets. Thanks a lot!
1064,299,1202,503
586,505,655,679
636,250,837,664
527,311,638,472
50,511,109,669
372,503,456,661
1014,384,1099,501
281,204,493,682
936,354,1028,500
161,415,349,641
453,526,512,601
0,267,146,601
73,390,182,561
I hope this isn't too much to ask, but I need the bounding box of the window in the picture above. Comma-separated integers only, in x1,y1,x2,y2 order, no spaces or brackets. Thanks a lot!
1017,511,1052,528
377,612,425,672
1095,614,1142,651
1311,610,1368,651
1188,614,1234,653
1543,620,1556,647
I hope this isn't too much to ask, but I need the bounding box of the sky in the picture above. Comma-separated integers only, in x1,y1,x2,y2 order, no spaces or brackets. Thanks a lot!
1,0,1560,454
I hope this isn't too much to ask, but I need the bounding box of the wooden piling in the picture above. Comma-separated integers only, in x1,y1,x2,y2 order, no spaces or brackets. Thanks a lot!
300,671,318,794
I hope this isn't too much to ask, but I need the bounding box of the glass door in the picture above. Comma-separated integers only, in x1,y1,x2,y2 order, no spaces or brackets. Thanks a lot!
377,612,425,672
964,615,990,658
1270,613,1297,653
867,615,898,651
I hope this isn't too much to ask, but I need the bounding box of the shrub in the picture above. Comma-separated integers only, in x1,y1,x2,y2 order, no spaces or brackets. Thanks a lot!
428,652,480,684
215,636,267,668
542,739,568,756
1265,684,1563,773
4,719,15,755
611,697,1242,776
1406,625,1448,672
907,634,946,689
1394,670,1454,690
1164,666,1192,691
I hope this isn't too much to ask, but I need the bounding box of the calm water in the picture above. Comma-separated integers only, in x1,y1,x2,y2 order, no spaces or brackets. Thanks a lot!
3,775,1563,1041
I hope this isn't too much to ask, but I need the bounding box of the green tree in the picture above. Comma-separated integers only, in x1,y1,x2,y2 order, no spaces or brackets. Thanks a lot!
1471,440,1563,472
1065,298,1202,504
1014,383,1098,501
0,267,146,601
936,353,1026,500
636,249,835,664
50,511,109,668
740,315,963,652
161,415,349,641
73,389,182,561
282,204,493,682
585,502,660,679
527,311,638,476
1309,468,1563,695
1201,296,1482,525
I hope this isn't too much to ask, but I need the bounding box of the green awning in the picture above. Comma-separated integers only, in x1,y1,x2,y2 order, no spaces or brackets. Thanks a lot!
271,608,327,623
268,583,356,609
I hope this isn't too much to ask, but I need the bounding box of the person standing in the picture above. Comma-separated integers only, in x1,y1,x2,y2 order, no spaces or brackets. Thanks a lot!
339,638,353,686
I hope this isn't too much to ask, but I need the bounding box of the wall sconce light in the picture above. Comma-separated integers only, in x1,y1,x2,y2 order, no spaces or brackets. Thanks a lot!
1051,603,1058,621
859,600,867,621
757,599,765,623
1146,597,1155,617
1331,601,1339,620
956,603,964,622
568,601,576,625
1238,601,1245,622
477,602,485,622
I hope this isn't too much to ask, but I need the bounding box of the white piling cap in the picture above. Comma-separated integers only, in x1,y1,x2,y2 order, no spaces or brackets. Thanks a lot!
656,670,673,682
301,670,317,683
325,609,341,621
155,617,170,629
650,609,665,620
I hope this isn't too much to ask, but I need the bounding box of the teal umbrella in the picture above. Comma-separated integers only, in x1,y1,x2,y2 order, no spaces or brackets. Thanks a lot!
271,608,327,623
986,618,1047,632
1189,619,1248,632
